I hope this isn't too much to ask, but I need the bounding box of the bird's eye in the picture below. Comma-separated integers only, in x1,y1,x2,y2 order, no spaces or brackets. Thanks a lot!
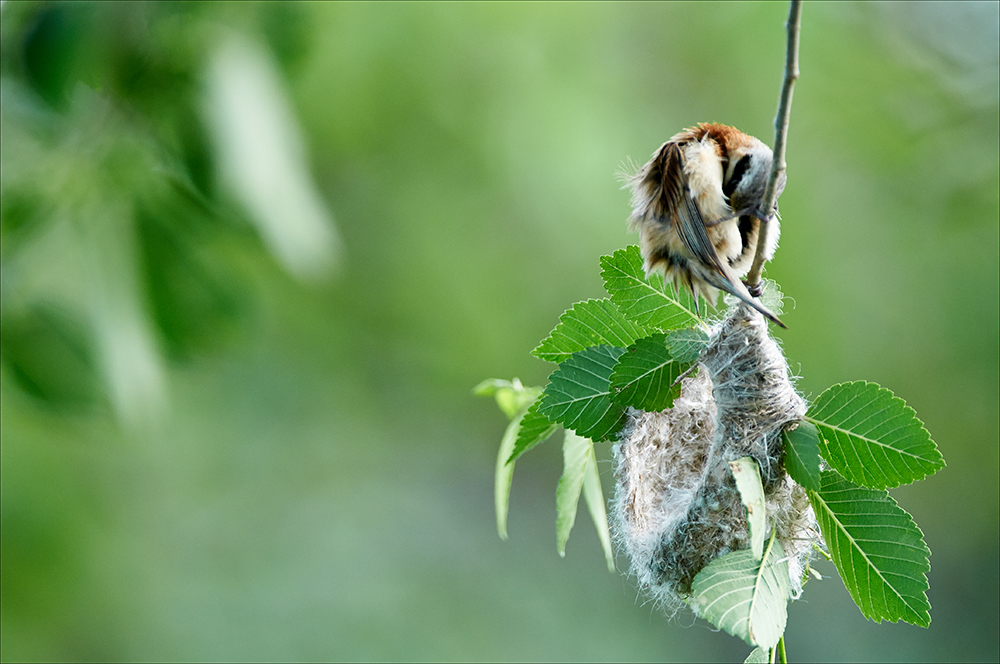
723,155,752,199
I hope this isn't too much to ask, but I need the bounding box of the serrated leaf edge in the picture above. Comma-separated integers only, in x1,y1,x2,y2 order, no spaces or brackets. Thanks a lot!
808,477,931,626
531,298,651,363
806,381,944,488
600,246,706,330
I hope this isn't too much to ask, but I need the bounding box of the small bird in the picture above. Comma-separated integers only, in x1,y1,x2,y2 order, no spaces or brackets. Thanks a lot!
626,123,785,327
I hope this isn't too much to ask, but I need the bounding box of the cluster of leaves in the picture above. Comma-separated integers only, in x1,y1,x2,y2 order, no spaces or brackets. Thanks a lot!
477,244,946,654
476,245,710,566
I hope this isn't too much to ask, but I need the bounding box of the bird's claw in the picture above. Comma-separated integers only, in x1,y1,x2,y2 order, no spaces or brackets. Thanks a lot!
744,280,764,299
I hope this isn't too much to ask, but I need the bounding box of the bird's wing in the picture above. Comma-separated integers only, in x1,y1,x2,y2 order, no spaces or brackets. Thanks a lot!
668,147,785,327
674,184,731,278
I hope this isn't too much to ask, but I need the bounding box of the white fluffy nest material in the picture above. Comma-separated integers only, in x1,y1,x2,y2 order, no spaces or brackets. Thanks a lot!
611,303,823,614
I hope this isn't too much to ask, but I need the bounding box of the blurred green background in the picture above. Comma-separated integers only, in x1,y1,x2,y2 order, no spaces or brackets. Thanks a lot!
2,2,997,661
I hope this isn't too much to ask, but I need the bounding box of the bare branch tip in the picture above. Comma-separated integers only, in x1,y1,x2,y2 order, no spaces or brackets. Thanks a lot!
746,0,801,289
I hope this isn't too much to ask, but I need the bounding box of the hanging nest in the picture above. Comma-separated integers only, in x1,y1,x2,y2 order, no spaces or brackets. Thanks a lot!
611,303,823,614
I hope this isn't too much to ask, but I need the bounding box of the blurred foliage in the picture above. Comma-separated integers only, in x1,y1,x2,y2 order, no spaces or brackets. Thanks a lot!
1,2,997,662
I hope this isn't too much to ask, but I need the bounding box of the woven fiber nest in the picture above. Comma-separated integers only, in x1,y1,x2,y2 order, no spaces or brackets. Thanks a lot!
611,304,823,614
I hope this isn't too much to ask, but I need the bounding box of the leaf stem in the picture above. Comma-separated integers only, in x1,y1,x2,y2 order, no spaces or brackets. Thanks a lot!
746,0,802,290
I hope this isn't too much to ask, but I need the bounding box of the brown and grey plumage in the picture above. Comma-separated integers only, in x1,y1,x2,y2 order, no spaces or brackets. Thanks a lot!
626,123,785,327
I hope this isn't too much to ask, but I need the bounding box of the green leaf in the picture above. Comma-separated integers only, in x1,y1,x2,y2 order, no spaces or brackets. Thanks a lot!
692,538,790,649
729,457,766,561
581,439,615,572
556,430,590,557
722,277,785,319
807,381,945,489
494,407,525,540
665,327,710,363
609,333,686,412
506,399,558,465
538,345,627,441
472,378,508,397
744,647,769,664
808,470,932,627
473,378,540,420
757,277,785,318
479,379,543,539
783,421,823,492
555,430,614,569
600,245,705,331
532,298,653,363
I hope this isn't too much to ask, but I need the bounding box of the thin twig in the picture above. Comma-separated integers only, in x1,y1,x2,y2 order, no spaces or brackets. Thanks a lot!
746,0,801,289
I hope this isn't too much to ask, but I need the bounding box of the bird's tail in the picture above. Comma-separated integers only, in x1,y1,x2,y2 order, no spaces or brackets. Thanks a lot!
699,267,786,328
